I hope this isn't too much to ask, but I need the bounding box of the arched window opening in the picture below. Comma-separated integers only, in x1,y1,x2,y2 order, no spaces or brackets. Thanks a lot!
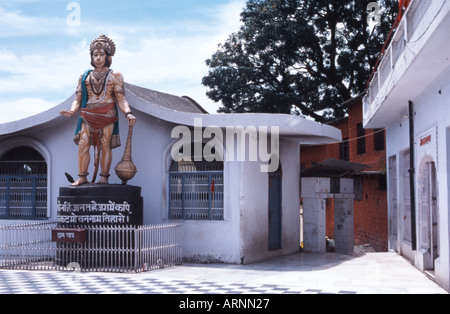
0,147,48,220
169,142,224,220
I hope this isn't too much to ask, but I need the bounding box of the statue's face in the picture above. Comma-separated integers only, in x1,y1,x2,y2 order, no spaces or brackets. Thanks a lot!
92,49,108,68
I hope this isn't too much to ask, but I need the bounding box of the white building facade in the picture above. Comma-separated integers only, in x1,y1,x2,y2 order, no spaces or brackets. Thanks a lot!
0,83,340,265
363,0,450,291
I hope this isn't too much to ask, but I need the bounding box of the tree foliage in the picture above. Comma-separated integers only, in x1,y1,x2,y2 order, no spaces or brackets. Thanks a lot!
202,0,397,122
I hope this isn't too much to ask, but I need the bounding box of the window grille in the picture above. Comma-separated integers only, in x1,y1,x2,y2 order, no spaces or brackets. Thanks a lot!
169,156,224,221
0,147,48,220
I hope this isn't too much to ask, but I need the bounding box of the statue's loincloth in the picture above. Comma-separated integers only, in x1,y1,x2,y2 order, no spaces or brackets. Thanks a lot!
74,102,121,149
74,69,121,149
81,102,118,148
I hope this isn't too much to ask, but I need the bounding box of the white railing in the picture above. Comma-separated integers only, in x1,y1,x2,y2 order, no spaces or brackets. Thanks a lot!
364,0,436,121
0,221,182,273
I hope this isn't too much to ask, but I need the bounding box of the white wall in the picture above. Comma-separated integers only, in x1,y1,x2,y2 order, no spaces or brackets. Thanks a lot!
241,138,300,264
386,119,415,261
0,117,78,225
385,69,450,291
412,70,450,290
173,159,243,264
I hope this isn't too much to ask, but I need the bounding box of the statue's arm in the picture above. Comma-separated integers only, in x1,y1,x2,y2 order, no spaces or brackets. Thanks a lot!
113,72,136,127
61,75,83,117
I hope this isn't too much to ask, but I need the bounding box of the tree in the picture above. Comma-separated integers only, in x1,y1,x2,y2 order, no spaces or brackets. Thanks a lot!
202,0,397,122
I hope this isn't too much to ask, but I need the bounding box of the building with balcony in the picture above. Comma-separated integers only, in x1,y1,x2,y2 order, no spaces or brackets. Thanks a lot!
363,0,450,291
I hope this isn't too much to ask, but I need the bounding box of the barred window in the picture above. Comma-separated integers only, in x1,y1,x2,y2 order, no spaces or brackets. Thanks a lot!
169,143,224,221
357,123,366,155
0,147,48,220
339,138,350,161
374,129,385,151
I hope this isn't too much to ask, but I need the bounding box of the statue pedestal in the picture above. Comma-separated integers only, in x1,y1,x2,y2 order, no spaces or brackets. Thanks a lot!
55,184,144,268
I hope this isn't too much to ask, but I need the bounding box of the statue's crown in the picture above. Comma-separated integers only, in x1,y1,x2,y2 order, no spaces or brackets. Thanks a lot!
90,34,116,56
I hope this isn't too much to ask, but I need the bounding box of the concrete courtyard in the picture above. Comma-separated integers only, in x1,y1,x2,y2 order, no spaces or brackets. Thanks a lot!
0,252,447,294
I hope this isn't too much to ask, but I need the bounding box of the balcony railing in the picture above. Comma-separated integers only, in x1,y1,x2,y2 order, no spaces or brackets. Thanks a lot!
364,0,436,123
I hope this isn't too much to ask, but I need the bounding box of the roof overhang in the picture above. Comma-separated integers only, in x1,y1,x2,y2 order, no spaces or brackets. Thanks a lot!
0,83,341,146
301,159,368,178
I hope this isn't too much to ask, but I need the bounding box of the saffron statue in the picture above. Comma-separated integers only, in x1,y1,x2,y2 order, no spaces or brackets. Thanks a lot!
61,34,137,186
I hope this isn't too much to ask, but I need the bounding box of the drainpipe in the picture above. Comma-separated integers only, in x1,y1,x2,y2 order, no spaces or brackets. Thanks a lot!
409,101,417,251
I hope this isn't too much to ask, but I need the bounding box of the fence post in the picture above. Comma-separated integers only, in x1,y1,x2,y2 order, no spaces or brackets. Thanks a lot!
134,226,139,273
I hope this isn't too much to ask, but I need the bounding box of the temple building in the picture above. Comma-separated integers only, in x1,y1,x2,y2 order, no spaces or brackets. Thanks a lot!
0,83,340,264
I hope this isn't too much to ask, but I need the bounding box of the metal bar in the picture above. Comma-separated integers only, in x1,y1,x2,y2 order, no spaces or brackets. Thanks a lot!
181,174,186,219
168,171,223,175
128,226,132,271
208,174,212,220
5,177,10,219
134,226,139,272
31,177,37,219
0,175,47,179
409,101,417,251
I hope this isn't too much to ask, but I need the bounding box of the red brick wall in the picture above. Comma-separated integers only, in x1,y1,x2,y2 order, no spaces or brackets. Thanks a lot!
301,98,388,252
326,199,334,239
301,99,386,168
301,118,347,170
323,178,388,252
347,103,386,170
353,175,388,252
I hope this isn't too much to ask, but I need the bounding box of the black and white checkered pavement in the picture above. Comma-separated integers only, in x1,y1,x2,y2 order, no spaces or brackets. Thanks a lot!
0,270,357,294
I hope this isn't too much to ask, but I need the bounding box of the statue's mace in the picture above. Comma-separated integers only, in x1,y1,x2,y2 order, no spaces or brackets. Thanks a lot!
115,124,137,185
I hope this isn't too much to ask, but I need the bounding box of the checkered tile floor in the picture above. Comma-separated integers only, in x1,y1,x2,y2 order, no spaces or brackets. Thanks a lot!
0,270,358,294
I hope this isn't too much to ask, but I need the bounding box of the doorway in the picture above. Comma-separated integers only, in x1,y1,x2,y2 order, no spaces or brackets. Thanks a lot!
268,164,282,251
388,155,398,252
418,158,439,271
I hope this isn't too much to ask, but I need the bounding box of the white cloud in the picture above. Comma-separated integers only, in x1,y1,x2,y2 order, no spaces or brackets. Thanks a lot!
0,48,86,93
0,0,246,122
0,6,64,37
0,98,60,124
113,0,245,112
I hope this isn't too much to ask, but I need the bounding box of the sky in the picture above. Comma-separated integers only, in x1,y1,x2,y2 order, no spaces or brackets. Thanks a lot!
0,0,247,123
